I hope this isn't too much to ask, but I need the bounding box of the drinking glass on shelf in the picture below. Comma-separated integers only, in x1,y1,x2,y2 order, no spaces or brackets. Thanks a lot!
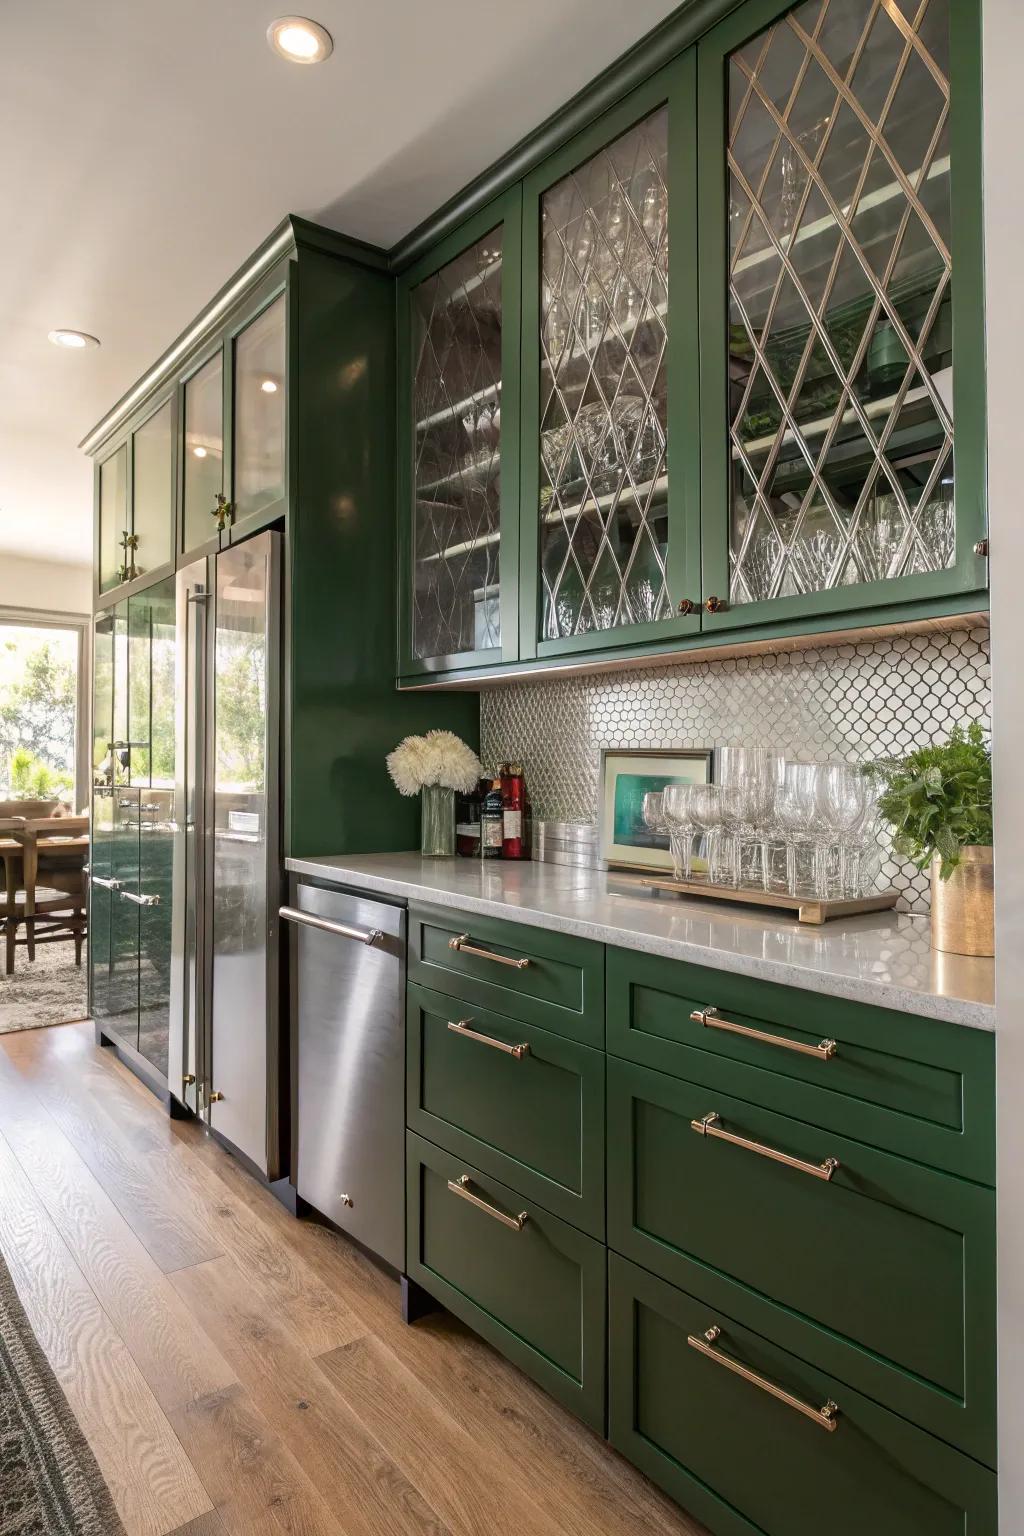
689,784,726,885
774,761,818,897
821,762,868,899
718,747,784,890
642,790,666,842
662,784,696,881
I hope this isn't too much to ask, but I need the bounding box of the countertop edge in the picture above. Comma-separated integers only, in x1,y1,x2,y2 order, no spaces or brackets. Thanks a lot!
284,855,995,1032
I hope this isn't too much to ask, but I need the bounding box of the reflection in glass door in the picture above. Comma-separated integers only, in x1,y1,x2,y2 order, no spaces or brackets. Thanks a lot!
724,0,955,605
183,353,224,552
539,108,670,639
411,227,506,661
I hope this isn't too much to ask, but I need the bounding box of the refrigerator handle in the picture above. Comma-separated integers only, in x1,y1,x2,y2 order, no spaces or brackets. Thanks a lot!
279,905,384,947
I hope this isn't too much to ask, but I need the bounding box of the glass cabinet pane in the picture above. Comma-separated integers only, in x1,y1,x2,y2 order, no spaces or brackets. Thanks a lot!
92,614,114,785
234,294,286,525
133,399,173,576
725,0,954,605
138,580,175,1078
412,227,504,660
183,353,223,552
539,107,670,639
98,444,128,592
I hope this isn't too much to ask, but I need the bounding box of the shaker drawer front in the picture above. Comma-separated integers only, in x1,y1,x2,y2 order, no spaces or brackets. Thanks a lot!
607,1057,995,1462
609,1255,997,1536
406,1133,606,1430
406,985,605,1237
409,903,603,1045
606,947,994,1183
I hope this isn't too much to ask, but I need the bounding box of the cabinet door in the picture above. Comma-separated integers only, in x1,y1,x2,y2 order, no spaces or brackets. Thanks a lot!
88,786,115,1024
231,291,287,538
397,190,522,676
182,349,225,555
128,580,176,1079
520,58,701,661
698,0,986,632
98,442,129,594
108,786,141,1051
132,397,174,578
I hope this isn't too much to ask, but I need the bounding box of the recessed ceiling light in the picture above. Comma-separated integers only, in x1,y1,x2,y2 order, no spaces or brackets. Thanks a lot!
48,329,100,350
193,446,208,458
267,16,333,63
260,379,278,393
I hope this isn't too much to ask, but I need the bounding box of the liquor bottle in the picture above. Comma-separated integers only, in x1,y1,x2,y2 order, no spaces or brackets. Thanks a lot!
455,783,482,857
501,763,527,860
480,777,504,859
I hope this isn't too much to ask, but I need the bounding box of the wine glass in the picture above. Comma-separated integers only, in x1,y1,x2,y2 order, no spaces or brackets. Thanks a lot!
774,761,818,896
820,762,867,898
663,783,696,881
688,784,725,885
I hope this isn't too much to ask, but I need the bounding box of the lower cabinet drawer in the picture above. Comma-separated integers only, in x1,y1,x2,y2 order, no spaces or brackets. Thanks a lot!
609,1255,997,1536
607,1056,995,1464
406,984,605,1238
406,1132,606,1430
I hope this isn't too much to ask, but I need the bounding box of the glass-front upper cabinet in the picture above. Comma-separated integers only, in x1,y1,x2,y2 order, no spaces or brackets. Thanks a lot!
698,0,986,629
98,444,129,593
132,398,174,578
520,59,701,660
397,190,522,675
183,351,224,554
233,293,287,531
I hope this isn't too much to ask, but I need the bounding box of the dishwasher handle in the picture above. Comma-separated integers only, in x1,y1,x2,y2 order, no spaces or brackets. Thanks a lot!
279,904,384,947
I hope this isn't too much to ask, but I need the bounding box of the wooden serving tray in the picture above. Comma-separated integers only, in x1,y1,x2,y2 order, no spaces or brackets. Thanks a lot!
638,876,899,926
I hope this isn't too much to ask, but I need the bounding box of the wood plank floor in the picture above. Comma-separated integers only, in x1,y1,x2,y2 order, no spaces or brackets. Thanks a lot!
0,1021,706,1536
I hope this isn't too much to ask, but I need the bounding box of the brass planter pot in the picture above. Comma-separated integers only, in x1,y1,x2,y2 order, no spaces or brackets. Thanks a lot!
930,846,994,957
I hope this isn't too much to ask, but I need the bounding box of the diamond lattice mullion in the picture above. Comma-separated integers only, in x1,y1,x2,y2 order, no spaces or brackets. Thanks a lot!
786,7,950,269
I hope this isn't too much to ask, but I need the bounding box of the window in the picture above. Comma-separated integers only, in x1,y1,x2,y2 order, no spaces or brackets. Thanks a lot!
0,619,85,808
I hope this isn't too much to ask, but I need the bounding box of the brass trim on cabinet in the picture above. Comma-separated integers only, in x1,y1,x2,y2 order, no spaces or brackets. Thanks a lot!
447,1174,528,1231
447,1020,531,1058
690,1005,837,1059
690,1112,840,1182
687,1326,839,1433
448,933,531,969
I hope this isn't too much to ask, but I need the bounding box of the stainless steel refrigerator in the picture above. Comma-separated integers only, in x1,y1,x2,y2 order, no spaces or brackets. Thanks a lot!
169,529,285,1180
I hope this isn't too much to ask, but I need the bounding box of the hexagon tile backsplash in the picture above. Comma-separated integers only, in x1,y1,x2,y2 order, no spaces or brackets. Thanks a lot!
480,627,991,912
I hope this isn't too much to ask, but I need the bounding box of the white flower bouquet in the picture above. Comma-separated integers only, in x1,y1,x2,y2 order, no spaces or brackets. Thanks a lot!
386,731,482,797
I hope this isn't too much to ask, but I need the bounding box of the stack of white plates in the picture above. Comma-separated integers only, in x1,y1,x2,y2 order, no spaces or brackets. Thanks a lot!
532,820,602,868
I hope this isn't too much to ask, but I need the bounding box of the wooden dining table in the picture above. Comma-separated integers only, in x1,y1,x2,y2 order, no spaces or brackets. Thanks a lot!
0,816,90,969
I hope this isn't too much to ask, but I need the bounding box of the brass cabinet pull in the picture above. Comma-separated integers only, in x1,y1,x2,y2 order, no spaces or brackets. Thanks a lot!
119,890,161,907
448,933,530,970
691,1112,840,1182
447,1174,527,1232
688,1326,839,1433
690,1006,837,1060
704,595,726,613
208,1091,225,1103
447,1020,530,1059
676,598,695,615
89,874,122,891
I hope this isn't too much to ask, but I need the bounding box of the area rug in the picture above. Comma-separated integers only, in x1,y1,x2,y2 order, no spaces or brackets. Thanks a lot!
0,942,88,1035
0,1248,125,1535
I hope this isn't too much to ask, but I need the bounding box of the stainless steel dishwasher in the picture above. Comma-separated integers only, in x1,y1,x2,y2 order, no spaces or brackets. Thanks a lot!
280,883,405,1269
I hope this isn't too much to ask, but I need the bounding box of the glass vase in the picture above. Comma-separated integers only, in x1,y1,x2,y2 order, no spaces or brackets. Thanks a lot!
420,784,455,857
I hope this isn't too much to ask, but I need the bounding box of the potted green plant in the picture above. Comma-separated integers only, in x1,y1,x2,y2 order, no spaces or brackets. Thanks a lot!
867,723,993,956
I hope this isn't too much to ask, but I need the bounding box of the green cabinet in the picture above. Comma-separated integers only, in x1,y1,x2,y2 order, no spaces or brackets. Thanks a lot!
408,901,604,1045
90,579,175,1081
609,1254,996,1536
606,1054,995,1462
397,190,522,675
97,396,176,598
606,945,995,1182
406,982,606,1237
395,0,986,683
406,1132,607,1430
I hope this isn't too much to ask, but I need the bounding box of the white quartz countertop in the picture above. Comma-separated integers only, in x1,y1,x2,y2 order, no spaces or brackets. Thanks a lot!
284,852,995,1031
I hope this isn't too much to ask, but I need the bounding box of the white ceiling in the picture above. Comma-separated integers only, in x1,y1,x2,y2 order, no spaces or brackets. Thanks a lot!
0,0,680,570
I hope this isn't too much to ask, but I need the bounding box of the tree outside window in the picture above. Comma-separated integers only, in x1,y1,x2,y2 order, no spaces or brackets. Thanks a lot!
0,625,78,803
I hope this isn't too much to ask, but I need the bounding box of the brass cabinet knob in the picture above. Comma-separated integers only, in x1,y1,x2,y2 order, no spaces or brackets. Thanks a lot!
211,494,236,531
339,1193,354,1208
974,539,989,557
183,1073,196,1086
676,598,695,616
704,595,726,614
208,1090,225,1103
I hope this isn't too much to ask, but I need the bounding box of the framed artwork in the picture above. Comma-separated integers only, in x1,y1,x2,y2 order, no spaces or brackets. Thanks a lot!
598,747,713,873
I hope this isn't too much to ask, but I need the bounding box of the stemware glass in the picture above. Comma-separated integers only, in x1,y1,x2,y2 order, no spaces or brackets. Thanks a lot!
820,762,868,898
688,784,725,885
662,784,696,881
717,747,784,889
774,761,818,897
